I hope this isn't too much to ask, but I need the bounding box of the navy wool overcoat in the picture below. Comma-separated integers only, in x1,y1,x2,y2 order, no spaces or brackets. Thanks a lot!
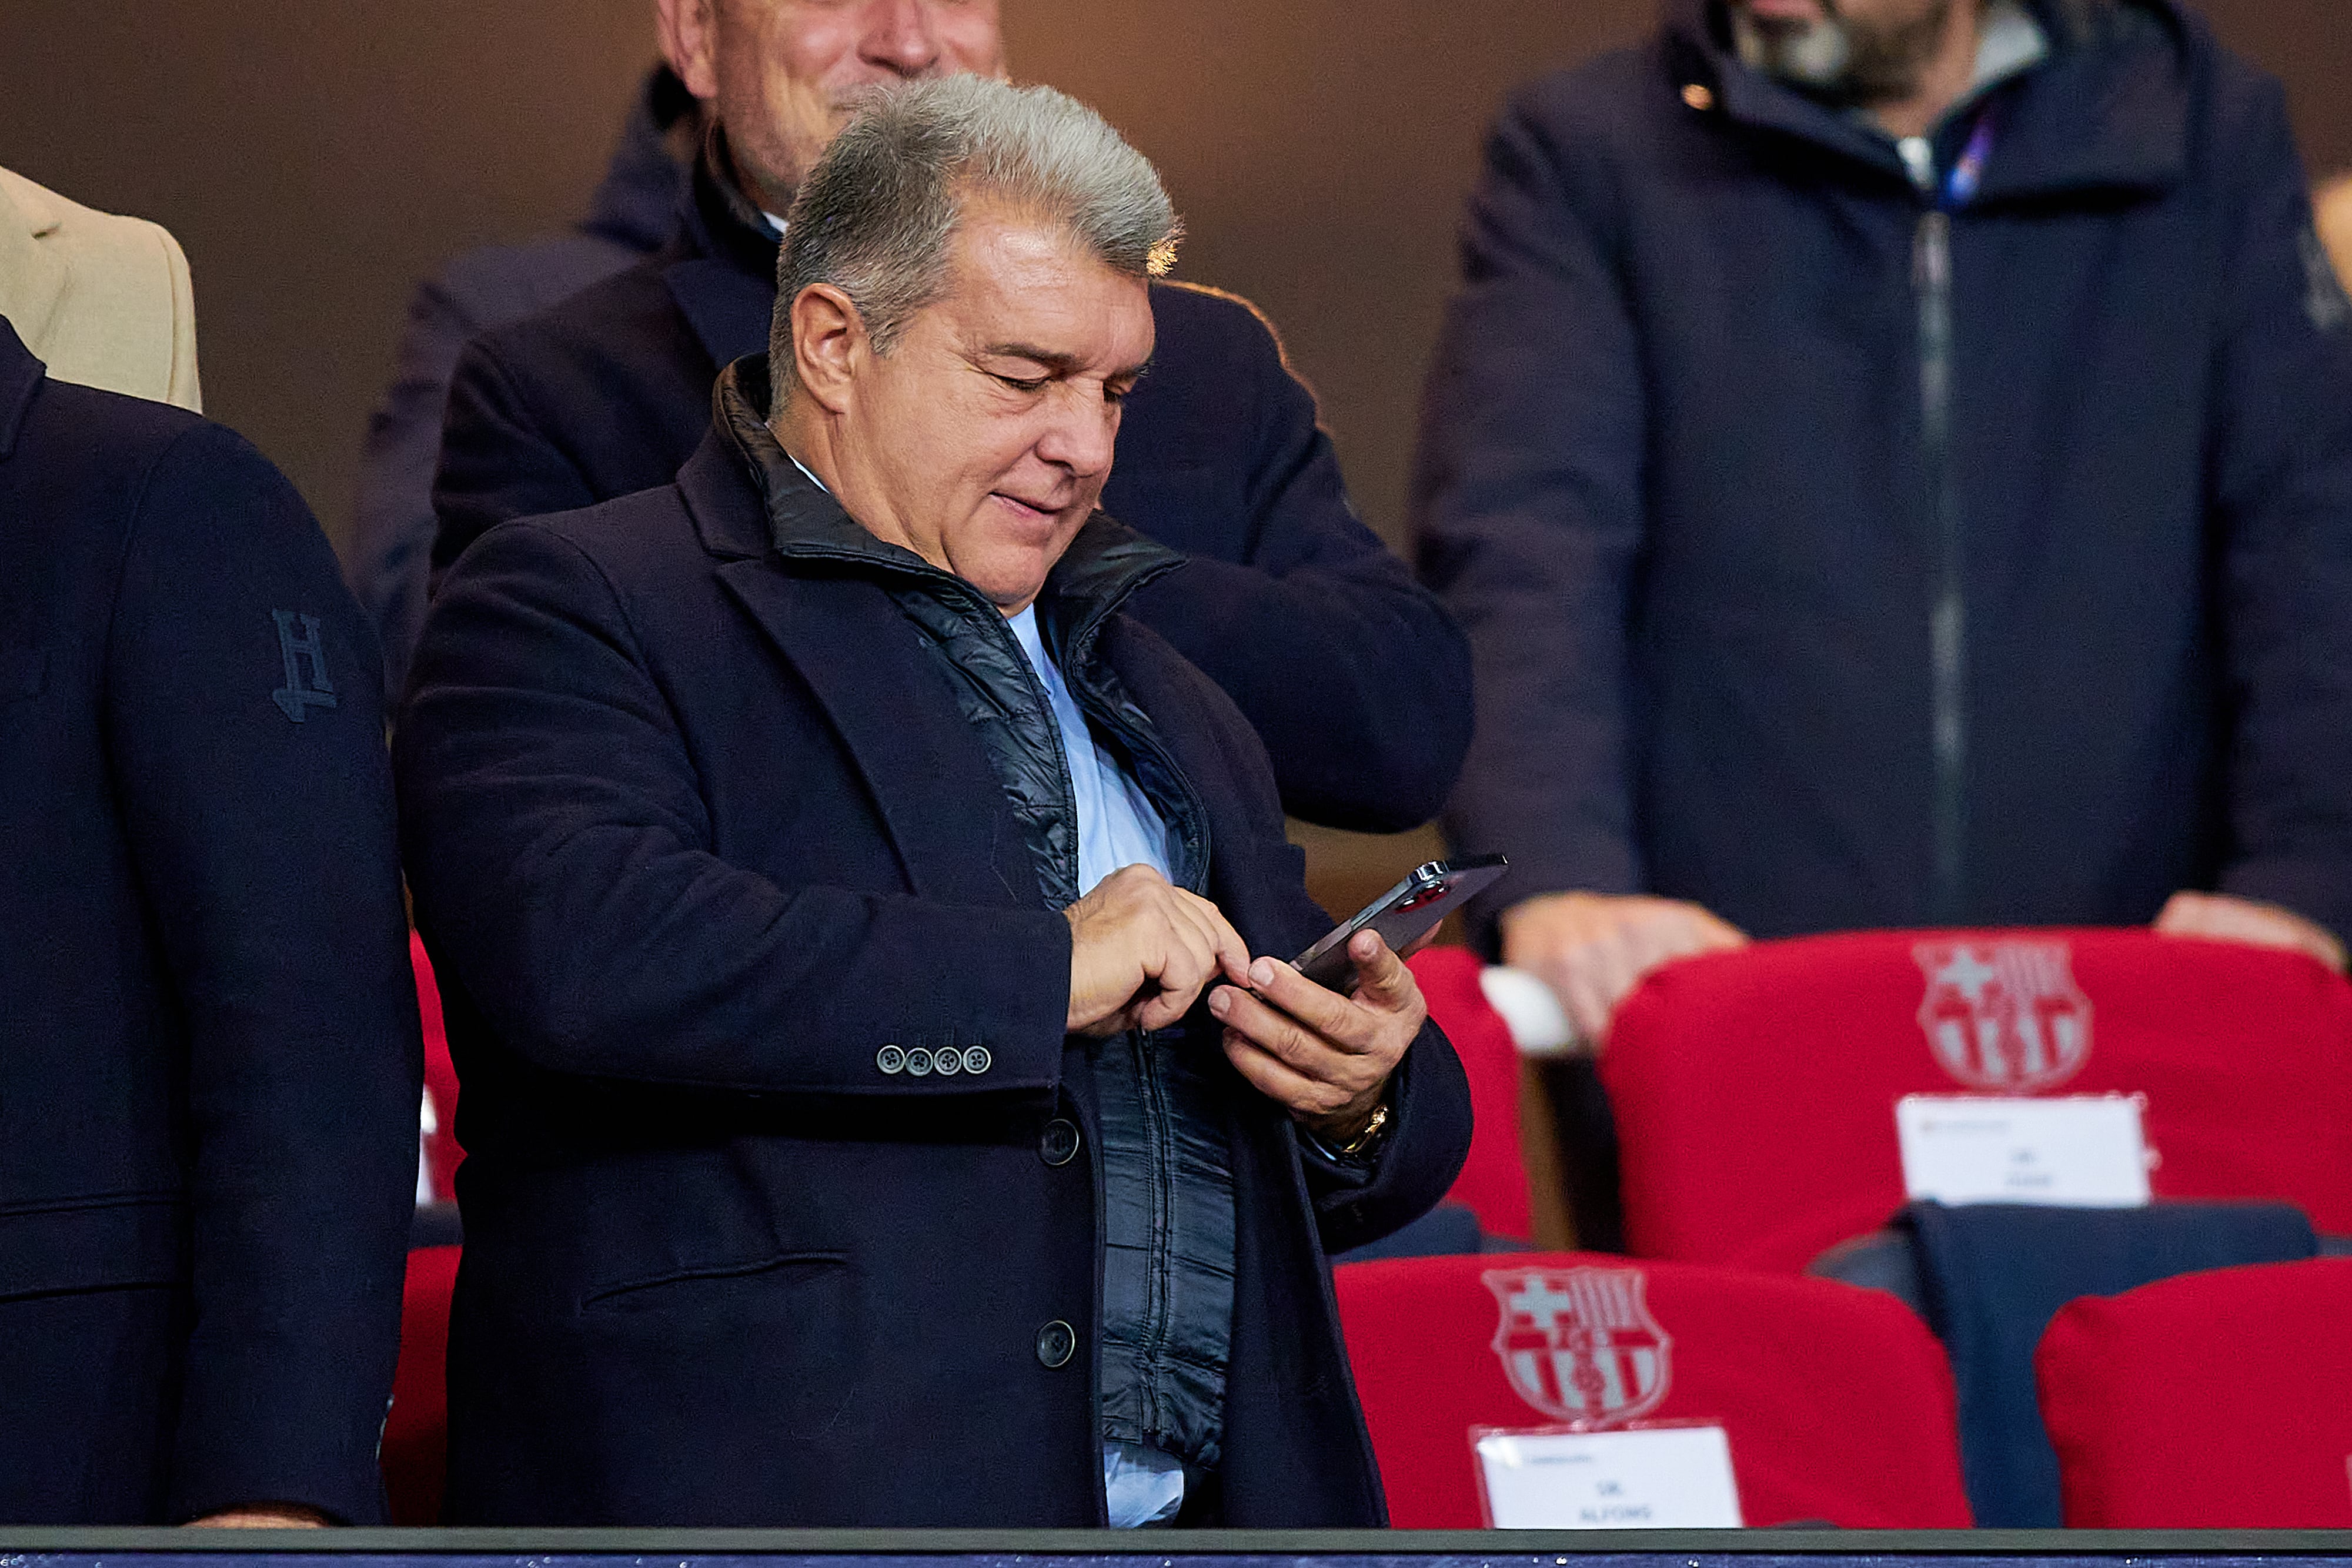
395,420,1474,1526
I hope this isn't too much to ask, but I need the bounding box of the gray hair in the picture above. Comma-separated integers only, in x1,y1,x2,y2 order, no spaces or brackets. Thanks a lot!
769,75,1180,414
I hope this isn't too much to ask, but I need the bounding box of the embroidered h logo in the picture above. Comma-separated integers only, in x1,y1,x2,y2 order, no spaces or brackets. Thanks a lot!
271,610,339,723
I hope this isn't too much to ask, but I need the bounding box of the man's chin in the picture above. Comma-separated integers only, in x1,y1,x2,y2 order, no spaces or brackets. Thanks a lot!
963,553,1058,615
1735,10,1855,89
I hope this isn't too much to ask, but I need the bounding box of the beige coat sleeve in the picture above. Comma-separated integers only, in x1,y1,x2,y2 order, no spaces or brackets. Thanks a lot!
0,165,201,412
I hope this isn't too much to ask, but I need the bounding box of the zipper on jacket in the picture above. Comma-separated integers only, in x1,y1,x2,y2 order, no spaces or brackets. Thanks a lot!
1130,1025,1174,1437
1910,165,1966,925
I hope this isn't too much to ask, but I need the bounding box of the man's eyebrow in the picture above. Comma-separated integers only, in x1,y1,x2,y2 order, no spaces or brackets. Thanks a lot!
978,343,1154,382
979,342,1081,373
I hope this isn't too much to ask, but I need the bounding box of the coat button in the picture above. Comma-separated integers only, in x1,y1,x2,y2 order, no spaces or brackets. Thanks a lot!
1035,1319,1077,1369
963,1045,991,1074
906,1047,934,1076
876,1045,906,1075
1040,1118,1081,1166
933,1045,961,1076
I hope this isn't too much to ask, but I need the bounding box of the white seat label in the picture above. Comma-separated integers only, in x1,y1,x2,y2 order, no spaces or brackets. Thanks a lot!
1474,1424,1743,1529
1896,1094,2152,1207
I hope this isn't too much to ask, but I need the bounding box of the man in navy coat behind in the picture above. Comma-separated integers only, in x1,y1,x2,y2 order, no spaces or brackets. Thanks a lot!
398,76,1471,1526
0,317,420,1524
1415,0,2352,1041
422,0,1470,836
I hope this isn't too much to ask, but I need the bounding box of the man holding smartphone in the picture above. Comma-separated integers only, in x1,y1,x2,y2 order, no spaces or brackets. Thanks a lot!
399,79,1470,1527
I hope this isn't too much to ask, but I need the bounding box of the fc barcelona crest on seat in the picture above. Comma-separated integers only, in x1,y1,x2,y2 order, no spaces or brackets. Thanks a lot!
1914,938,2093,1091
1484,1266,1671,1426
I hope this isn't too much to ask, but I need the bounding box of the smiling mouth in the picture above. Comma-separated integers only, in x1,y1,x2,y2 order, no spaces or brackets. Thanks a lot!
991,492,1065,521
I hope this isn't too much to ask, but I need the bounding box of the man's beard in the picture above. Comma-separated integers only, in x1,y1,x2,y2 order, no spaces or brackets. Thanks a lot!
1732,0,1959,109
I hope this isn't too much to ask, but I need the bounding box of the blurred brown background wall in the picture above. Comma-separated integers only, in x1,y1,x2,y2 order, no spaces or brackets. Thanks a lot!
9,0,2347,557
6,0,2348,900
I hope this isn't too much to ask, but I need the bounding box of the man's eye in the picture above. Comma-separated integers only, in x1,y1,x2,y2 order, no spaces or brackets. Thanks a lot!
994,373,1047,393
1104,383,1134,406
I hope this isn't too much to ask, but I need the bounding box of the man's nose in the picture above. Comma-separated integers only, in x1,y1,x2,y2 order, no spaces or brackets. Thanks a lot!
1034,389,1121,478
859,0,944,78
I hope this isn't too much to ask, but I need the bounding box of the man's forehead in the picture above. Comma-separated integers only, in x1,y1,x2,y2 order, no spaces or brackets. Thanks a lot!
937,207,1155,366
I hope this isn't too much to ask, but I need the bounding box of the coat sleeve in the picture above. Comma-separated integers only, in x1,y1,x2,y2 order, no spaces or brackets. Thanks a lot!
348,270,485,701
1411,89,1651,952
103,423,420,1526
1297,1019,1474,1256
396,520,1075,1096
426,336,603,589
1124,299,1473,834
2206,79,2352,945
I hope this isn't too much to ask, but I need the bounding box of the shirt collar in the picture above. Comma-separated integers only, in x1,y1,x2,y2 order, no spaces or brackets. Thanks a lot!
1006,603,1052,667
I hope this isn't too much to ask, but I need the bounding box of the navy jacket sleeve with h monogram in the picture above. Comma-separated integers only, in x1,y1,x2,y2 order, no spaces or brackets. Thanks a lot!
0,319,419,1524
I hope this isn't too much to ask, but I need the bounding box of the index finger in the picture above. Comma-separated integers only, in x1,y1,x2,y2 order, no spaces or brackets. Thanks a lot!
1178,888,1254,987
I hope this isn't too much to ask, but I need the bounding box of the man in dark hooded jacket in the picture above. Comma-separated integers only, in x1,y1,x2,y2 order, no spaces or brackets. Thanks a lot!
1416,0,2352,1041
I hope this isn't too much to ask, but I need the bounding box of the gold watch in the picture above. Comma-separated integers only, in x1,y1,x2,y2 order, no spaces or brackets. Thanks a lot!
1331,1101,1390,1158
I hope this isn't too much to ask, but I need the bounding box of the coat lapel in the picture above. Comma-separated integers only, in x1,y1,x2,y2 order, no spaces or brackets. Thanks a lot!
664,257,773,372
0,319,46,459
0,170,69,359
715,558,1043,912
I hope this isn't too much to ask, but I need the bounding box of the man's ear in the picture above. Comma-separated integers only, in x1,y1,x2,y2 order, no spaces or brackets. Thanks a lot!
654,0,721,101
791,283,866,415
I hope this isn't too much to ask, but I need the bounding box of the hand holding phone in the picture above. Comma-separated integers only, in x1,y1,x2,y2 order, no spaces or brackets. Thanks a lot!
1212,915,1434,1142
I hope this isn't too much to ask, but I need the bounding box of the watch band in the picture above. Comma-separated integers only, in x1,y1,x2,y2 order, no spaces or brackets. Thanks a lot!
1331,1101,1390,1159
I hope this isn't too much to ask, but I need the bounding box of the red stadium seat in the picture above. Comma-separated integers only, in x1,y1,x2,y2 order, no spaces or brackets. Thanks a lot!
2037,1258,2352,1527
1410,947,1532,1241
1334,1251,1973,1528
382,1243,461,1526
1600,930,2352,1271
412,932,463,1202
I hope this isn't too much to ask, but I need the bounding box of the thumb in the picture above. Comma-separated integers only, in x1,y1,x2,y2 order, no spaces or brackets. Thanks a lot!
1348,930,1414,1009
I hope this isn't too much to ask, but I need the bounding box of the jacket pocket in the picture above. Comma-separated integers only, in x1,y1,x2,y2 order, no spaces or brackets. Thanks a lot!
581,1249,850,1312
0,1192,189,1302
573,1249,865,1441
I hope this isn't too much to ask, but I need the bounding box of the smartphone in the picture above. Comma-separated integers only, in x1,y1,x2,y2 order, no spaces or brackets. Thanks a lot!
1291,854,1509,992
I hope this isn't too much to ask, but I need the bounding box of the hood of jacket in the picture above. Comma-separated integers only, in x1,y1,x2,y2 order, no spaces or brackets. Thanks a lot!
1661,0,2193,201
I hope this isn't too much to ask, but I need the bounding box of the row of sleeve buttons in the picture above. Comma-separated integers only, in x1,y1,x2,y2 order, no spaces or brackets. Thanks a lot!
876,1044,993,1077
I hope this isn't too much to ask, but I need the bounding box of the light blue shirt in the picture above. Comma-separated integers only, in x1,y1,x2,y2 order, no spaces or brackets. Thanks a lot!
1006,606,1187,1527
1005,606,1173,894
